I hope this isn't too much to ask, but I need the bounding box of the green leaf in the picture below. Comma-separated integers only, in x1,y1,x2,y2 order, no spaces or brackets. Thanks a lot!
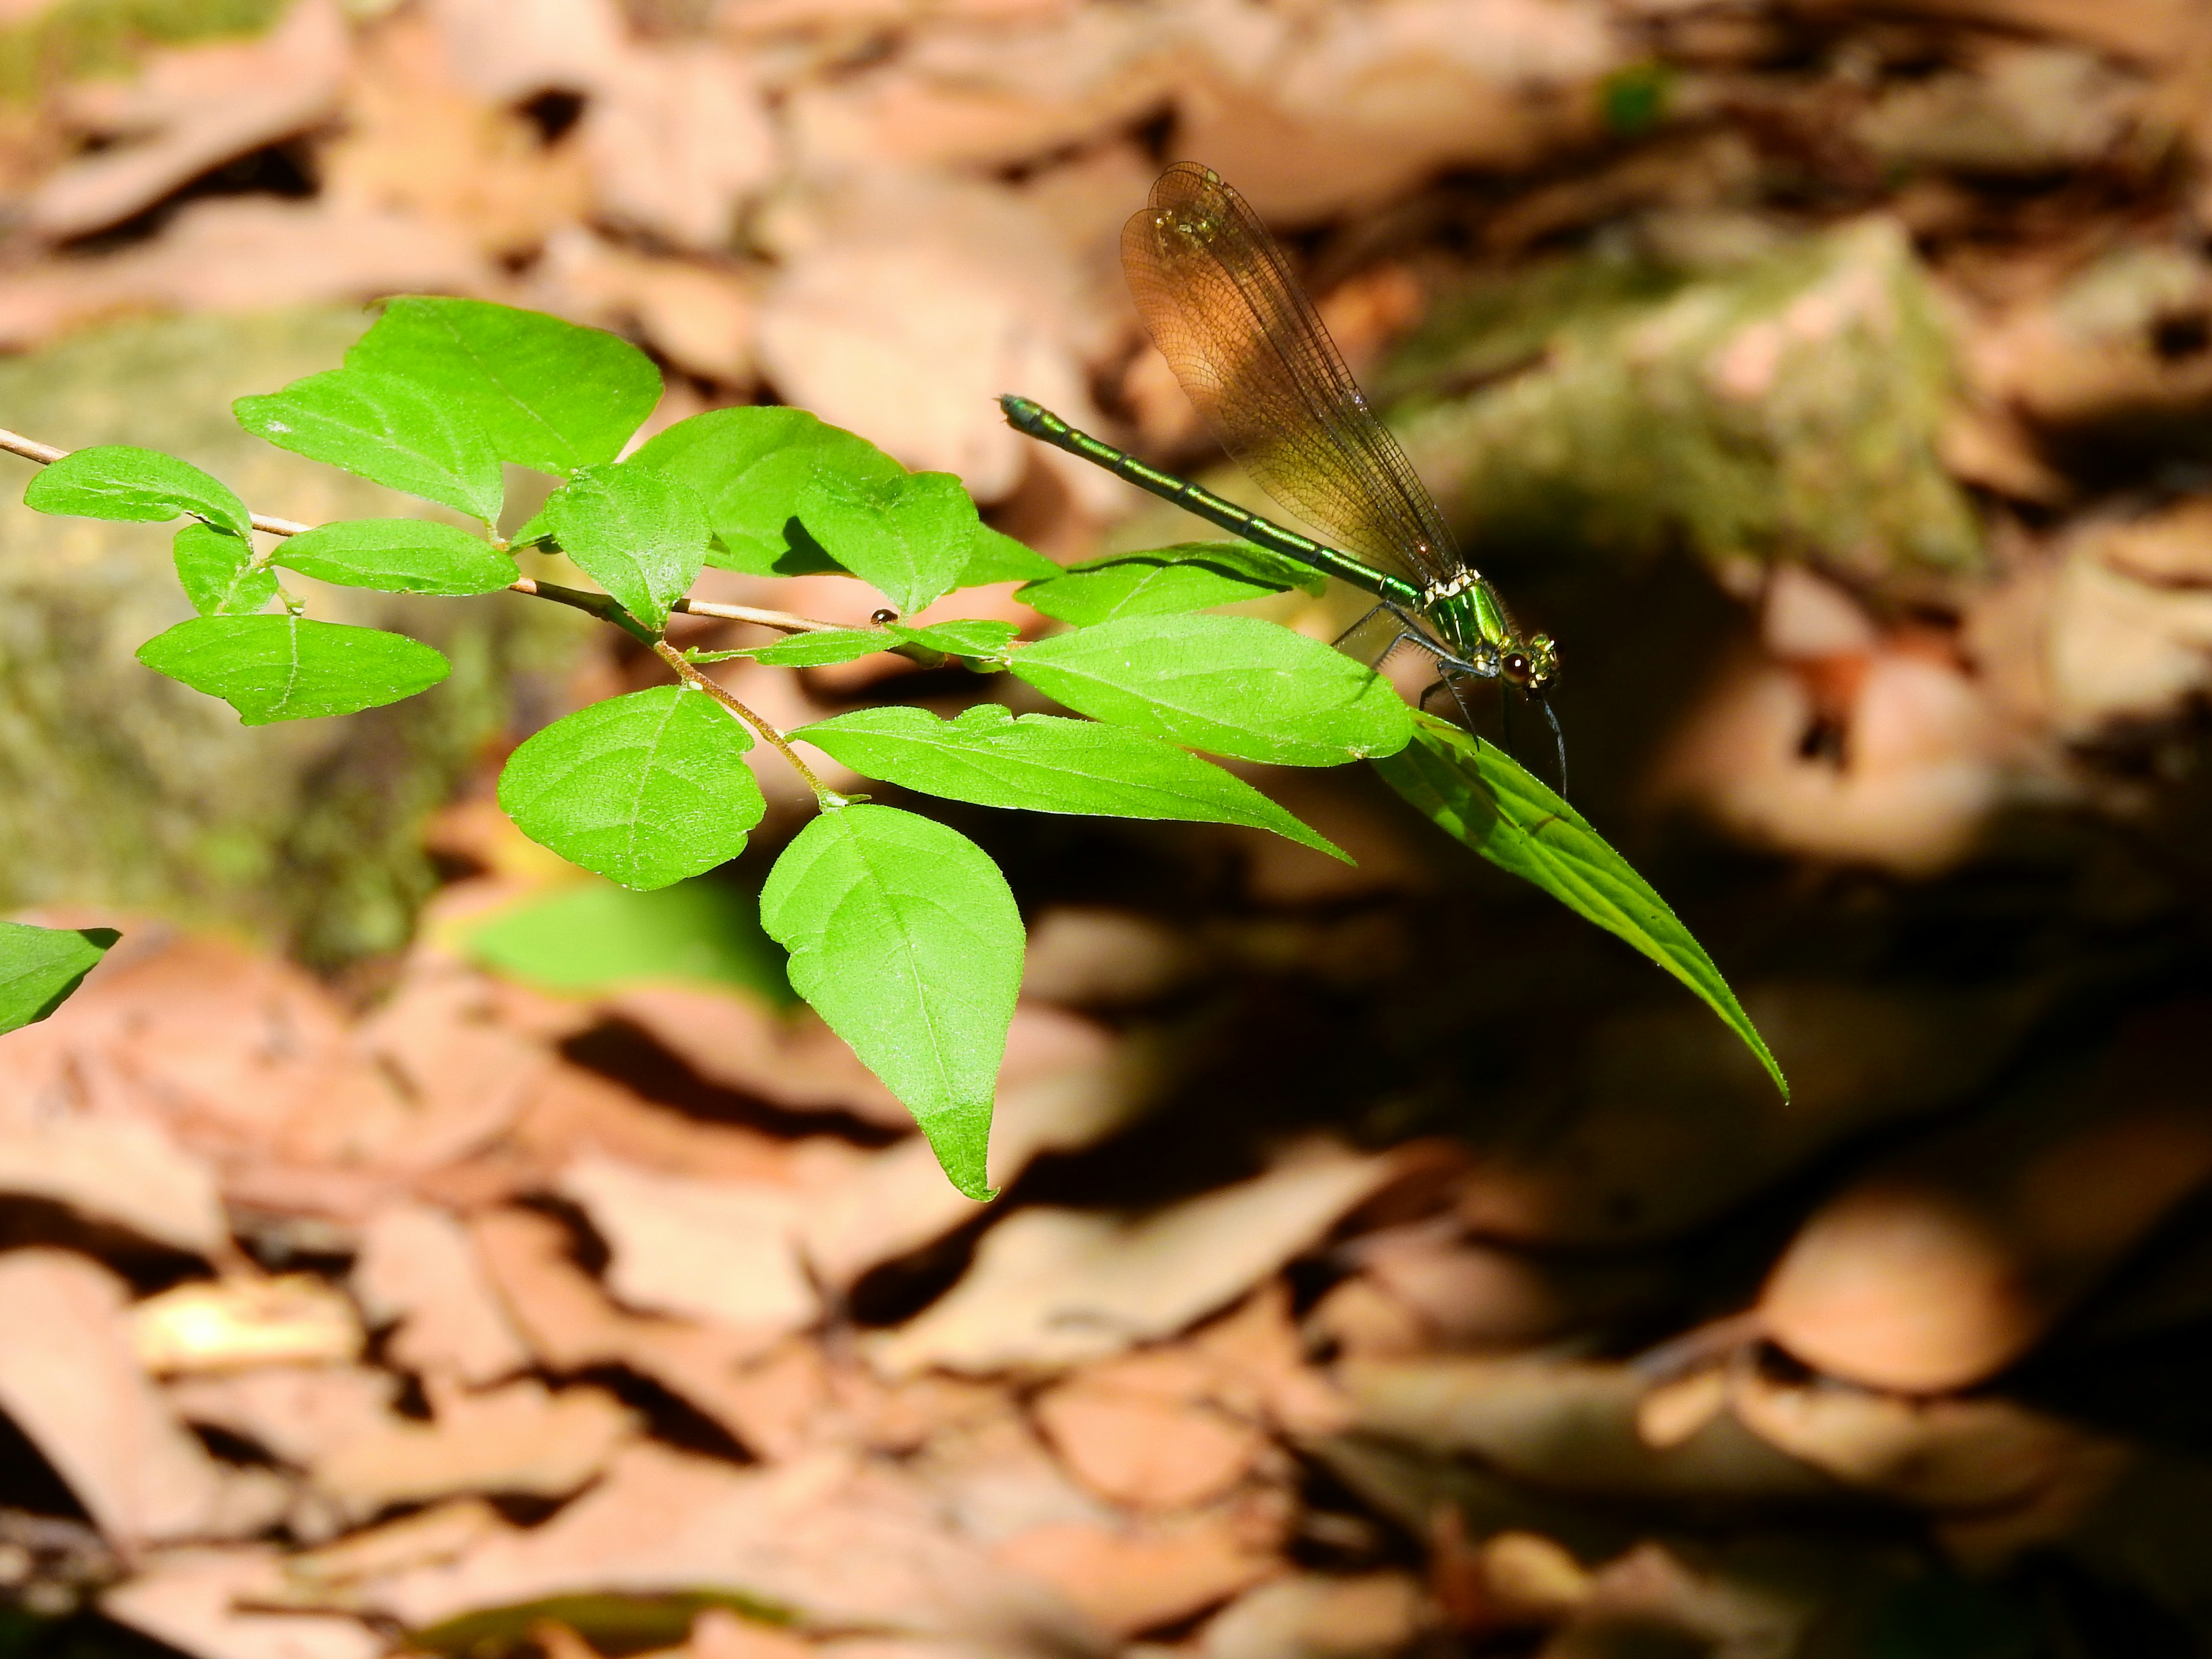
632,407,903,575
751,628,893,668
498,685,764,890
541,461,711,633
760,805,1022,1199
798,469,978,616
0,921,119,1035
885,619,1020,662
137,614,451,725
275,517,517,596
347,297,662,475
173,523,276,616
25,445,251,539
235,368,504,524
463,877,793,1006
1020,541,1320,624
796,703,1347,858
959,525,1059,586
1012,612,1412,767
1374,713,1787,1099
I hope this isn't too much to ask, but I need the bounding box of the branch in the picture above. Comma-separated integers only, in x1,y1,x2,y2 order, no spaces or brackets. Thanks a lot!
650,639,848,805
0,427,312,536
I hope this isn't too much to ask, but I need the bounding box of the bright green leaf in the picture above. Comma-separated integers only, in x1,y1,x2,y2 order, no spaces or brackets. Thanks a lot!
751,629,893,668
347,297,662,475
275,517,517,596
173,523,276,616
25,445,251,539
760,805,1022,1200
541,462,711,633
1020,541,1320,624
796,703,1347,859
235,368,504,523
1012,612,1412,766
0,921,119,1035
463,877,792,1006
137,615,450,725
798,470,977,616
885,619,1020,661
1373,712,1787,1099
632,407,902,575
498,685,764,890
959,525,1059,587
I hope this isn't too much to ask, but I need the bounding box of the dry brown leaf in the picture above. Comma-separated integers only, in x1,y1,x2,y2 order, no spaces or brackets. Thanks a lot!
422,0,630,103
1199,1573,1427,1659
536,229,757,384
1726,1366,2116,1513
321,10,591,258
1171,0,1615,219
132,1275,363,1375
362,1442,1105,1654
513,1056,800,1183
1187,1285,1350,1438
756,176,1115,507
1302,1278,1429,1362
1763,1001,2212,1392
165,1363,402,1471
0,1113,225,1255
689,1608,819,1659
0,198,492,351
1344,1227,1573,1353
865,1147,1393,1376
312,1378,636,1513
558,1153,819,1336
1338,1355,1839,1505
2035,509,2212,736
904,1407,1116,1545
1033,1384,1265,1510
1020,909,1190,1009
471,1207,823,1452
282,1499,502,1590
800,1008,1135,1290
353,1203,531,1387
579,44,778,250
993,1510,1282,1637
597,982,903,1124
1853,44,2145,175
104,1548,384,1659
28,0,350,241
0,1250,232,1546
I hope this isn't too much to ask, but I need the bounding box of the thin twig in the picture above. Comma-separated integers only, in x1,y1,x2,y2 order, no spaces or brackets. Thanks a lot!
506,575,656,642
673,598,841,632
650,638,846,805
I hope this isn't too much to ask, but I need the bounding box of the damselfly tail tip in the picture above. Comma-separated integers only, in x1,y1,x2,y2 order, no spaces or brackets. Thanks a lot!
998,392,1039,424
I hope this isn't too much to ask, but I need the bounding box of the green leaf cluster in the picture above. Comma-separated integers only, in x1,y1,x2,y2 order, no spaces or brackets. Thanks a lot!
10,292,1783,1194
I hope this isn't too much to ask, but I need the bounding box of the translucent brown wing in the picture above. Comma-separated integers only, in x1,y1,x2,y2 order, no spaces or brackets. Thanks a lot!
1120,162,1459,588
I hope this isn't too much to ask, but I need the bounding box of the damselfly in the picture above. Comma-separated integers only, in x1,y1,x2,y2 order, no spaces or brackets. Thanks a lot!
1001,161,1562,773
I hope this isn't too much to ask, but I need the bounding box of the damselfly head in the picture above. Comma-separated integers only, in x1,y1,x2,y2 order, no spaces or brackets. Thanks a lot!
1501,634,1560,694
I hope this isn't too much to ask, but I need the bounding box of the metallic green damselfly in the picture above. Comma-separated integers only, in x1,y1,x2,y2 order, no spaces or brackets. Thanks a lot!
1001,162,1561,765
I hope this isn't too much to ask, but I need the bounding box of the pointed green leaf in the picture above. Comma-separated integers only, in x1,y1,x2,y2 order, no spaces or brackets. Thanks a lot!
760,805,1021,1200
25,445,251,539
885,619,1020,662
751,628,895,668
1020,541,1321,624
173,524,276,616
137,615,450,725
541,461,711,633
235,368,504,523
959,525,1059,586
632,407,903,575
799,470,978,616
275,517,518,596
498,685,764,890
347,297,662,475
795,703,1347,859
1012,612,1412,767
1374,713,1787,1099
0,921,119,1034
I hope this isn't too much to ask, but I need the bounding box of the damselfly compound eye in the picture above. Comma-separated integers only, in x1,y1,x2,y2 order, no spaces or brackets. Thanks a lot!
1502,652,1533,685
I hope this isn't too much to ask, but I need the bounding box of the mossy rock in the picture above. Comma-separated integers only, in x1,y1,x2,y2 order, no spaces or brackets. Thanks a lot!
0,309,585,965
1385,218,1982,584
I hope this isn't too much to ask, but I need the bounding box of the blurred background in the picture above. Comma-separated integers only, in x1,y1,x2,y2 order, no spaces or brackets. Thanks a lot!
3,0,2212,1655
